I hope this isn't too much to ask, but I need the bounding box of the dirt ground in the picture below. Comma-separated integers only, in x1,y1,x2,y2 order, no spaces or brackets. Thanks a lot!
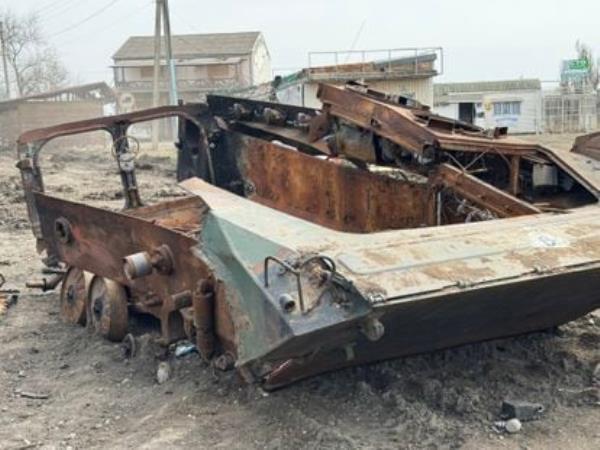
0,133,599,450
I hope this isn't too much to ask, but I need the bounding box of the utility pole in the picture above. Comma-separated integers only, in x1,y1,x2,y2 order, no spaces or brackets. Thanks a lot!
151,0,163,150
0,21,10,99
161,0,179,138
151,0,179,148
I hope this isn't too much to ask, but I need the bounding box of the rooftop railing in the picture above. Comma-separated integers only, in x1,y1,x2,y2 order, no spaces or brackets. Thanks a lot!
306,47,444,80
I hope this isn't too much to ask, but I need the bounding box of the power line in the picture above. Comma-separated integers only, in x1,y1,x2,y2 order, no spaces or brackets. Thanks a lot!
34,0,76,15
54,0,153,47
39,0,94,26
47,0,123,38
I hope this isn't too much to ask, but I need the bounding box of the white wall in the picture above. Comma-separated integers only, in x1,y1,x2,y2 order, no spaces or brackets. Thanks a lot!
276,77,435,109
238,58,252,87
434,90,542,134
482,91,541,133
251,36,272,85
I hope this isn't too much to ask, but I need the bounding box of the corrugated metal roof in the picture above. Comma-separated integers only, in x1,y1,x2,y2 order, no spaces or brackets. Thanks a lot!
435,79,541,97
0,82,114,111
113,32,262,60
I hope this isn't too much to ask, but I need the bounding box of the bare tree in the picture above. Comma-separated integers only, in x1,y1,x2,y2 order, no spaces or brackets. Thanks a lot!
575,39,599,91
0,9,68,97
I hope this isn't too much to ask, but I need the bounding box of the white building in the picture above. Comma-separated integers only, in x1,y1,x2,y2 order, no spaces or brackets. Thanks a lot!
112,31,271,139
275,48,443,108
113,32,272,110
434,79,542,134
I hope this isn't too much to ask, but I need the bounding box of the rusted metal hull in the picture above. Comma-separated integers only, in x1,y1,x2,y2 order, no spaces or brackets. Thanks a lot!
263,265,600,388
30,178,600,388
16,82,600,389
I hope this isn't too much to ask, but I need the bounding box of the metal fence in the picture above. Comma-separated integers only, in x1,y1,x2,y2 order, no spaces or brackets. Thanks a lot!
542,92,598,133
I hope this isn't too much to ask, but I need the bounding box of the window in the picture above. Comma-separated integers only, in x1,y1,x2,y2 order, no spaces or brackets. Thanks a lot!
493,101,521,116
207,64,233,79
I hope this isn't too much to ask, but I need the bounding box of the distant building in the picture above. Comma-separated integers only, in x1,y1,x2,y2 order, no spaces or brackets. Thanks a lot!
112,31,272,112
541,58,598,133
0,82,114,148
542,90,598,133
434,79,542,134
274,48,442,108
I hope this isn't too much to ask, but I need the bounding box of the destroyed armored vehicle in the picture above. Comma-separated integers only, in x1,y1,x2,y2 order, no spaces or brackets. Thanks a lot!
18,83,600,388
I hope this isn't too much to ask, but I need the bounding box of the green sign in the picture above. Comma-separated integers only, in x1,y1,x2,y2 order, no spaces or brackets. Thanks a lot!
564,59,590,72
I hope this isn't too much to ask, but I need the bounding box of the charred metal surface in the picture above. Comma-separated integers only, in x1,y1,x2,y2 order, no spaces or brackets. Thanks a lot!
34,193,212,343
16,84,600,389
207,95,318,124
17,104,213,250
315,84,600,200
225,133,429,232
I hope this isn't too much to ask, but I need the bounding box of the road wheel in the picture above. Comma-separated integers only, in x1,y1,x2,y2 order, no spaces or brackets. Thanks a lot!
88,276,128,342
60,267,91,326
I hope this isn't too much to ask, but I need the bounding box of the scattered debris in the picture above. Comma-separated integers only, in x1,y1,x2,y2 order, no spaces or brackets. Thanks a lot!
213,353,236,372
16,389,50,400
494,399,543,435
501,399,545,421
121,333,137,359
493,418,522,434
0,272,19,316
593,363,600,386
505,418,523,434
0,293,18,316
174,341,197,358
156,361,171,385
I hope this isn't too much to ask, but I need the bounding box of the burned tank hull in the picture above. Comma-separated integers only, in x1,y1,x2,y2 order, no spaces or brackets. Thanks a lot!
17,84,600,388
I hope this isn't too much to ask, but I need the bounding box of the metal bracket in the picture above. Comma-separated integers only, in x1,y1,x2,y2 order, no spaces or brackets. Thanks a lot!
264,256,305,313
263,255,338,314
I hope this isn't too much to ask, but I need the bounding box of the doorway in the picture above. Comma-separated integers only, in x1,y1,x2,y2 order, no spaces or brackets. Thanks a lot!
459,102,475,124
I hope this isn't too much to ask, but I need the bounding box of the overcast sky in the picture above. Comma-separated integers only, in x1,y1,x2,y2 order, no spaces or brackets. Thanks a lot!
3,0,599,86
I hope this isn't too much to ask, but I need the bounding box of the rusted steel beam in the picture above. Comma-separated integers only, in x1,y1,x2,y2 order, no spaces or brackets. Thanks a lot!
430,163,541,217
230,121,332,156
317,83,436,157
509,156,521,196
207,94,318,122
317,83,541,158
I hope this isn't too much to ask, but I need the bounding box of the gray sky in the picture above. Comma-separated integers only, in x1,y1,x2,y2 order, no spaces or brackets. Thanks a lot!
4,0,600,86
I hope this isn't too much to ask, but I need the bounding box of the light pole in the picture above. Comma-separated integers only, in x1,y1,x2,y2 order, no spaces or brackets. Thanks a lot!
0,21,10,99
